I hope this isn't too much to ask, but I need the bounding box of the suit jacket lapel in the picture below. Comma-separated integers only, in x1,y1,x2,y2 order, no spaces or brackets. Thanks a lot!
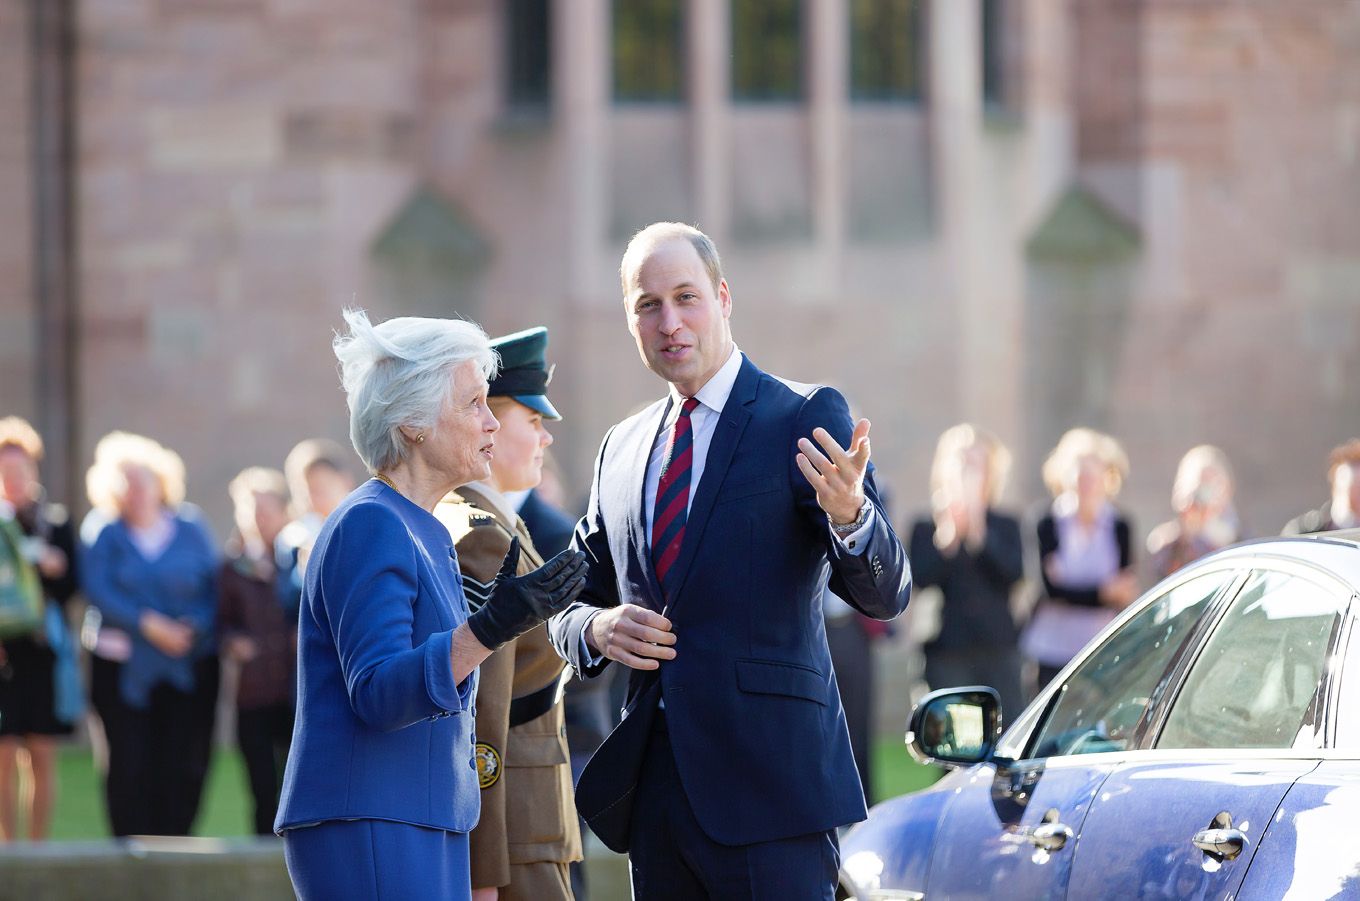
662,356,759,612
625,397,671,611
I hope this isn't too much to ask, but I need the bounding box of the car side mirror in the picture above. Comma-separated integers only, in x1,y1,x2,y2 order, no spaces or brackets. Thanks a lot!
906,686,1002,768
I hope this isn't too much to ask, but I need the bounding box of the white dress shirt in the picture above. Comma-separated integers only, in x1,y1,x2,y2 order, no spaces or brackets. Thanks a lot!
580,345,874,666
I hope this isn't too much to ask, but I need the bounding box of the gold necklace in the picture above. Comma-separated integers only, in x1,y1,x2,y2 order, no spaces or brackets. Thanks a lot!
373,471,398,491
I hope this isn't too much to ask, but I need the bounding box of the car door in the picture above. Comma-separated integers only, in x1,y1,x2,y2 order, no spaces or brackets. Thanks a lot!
1066,566,1352,900
1235,584,1360,901
924,569,1235,900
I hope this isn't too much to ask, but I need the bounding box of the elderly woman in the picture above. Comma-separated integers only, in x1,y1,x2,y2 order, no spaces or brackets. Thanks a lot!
1147,445,1241,581
0,417,80,842
1021,428,1137,693
274,311,587,901
909,424,1026,722
82,431,220,837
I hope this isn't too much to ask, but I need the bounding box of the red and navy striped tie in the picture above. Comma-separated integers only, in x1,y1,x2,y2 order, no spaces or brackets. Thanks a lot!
651,397,700,602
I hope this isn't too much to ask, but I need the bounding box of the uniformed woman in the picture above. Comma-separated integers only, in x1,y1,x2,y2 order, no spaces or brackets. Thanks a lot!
436,327,582,901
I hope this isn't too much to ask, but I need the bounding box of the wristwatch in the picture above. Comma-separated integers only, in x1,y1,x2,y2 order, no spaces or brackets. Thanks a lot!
829,499,872,538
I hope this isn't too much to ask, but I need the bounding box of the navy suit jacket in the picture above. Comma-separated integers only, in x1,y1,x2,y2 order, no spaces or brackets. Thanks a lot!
518,489,576,558
549,355,911,848
275,480,481,835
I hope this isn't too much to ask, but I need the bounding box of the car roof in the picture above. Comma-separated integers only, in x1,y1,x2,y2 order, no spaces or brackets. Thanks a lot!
1179,531,1360,591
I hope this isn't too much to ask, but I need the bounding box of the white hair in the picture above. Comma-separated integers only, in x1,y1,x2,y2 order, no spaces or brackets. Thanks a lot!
333,309,498,473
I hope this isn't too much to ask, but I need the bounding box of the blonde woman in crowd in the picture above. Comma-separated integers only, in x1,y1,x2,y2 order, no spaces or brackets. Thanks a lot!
1147,445,1241,581
1021,428,1138,692
908,424,1026,721
0,417,80,841
82,432,219,836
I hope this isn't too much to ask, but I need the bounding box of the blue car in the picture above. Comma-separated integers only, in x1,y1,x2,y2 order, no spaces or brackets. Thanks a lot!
839,533,1360,900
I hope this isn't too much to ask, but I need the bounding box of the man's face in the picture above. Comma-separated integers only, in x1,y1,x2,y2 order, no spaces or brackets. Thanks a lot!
1334,461,1360,514
623,237,732,398
252,491,290,548
304,465,354,519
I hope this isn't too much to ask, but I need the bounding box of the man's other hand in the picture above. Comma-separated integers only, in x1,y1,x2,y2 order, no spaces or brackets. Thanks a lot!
587,604,676,670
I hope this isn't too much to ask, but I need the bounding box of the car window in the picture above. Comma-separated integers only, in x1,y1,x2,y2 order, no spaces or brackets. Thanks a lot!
1157,569,1347,750
1027,572,1229,759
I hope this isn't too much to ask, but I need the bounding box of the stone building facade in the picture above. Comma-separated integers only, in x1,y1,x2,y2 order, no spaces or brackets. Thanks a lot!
2,0,1358,556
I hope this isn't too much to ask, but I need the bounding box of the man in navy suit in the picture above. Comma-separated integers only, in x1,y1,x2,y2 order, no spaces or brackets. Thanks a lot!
549,222,911,899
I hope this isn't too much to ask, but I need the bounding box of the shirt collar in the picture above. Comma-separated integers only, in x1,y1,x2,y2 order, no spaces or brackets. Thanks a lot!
464,480,517,524
668,343,742,415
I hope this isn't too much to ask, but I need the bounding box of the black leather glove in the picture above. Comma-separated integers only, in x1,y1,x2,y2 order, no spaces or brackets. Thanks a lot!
467,537,588,651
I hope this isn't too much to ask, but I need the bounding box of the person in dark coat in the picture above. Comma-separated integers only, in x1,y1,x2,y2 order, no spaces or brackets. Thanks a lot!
908,424,1026,725
549,222,911,899
1283,439,1360,536
219,466,296,835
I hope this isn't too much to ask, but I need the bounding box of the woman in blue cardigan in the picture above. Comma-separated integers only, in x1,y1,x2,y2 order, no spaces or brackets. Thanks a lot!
274,310,588,901
82,431,220,836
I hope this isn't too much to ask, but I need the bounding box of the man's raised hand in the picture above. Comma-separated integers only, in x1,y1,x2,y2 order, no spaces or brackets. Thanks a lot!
796,418,872,524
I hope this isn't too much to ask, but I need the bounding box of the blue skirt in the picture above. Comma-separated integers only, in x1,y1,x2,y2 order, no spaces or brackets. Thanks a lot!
283,818,471,901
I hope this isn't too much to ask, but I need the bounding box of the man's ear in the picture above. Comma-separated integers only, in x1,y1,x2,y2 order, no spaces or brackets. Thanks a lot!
718,279,732,319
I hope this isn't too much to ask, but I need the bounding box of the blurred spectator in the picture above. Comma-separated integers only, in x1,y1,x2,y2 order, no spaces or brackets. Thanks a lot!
1021,428,1137,693
1283,439,1360,535
82,432,220,836
275,439,356,618
822,585,885,803
1146,445,1241,580
0,417,80,841
909,424,1025,725
219,467,295,836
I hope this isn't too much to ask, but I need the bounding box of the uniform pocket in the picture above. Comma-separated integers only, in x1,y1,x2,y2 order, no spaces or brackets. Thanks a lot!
504,729,570,847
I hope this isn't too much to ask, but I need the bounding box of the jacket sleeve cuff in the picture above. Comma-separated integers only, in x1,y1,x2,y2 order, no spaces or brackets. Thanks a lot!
829,507,876,556
424,629,473,713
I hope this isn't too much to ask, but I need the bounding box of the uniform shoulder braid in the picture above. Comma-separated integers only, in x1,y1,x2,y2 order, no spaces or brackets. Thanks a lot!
434,493,515,612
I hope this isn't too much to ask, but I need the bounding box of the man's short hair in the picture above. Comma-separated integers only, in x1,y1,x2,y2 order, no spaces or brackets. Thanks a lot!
620,222,724,298
284,438,354,508
1328,439,1360,482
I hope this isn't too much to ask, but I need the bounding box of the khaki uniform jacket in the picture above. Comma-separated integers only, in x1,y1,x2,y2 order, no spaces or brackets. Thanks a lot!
435,486,582,892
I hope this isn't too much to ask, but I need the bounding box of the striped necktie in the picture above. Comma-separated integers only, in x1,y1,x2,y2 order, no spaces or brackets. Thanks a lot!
651,397,700,602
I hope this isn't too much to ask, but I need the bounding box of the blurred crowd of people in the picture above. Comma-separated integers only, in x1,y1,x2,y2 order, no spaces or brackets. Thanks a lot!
0,409,1357,842
908,426,1360,724
0,423,368,842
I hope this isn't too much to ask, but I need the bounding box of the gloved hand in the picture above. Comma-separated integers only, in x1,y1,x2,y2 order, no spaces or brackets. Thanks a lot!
468,537,588,651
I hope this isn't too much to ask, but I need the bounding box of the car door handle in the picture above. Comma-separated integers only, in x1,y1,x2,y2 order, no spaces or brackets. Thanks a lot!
1192,811,1246,861
1026,821,1074,852
1192,827,1245,860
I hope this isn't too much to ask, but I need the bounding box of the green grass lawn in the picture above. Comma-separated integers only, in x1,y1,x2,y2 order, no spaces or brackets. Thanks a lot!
48,745,254,840
38,735,937,840
872,733,944,804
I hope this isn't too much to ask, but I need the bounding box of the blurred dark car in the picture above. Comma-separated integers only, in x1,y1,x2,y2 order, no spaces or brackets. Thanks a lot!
839,532,1360,900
